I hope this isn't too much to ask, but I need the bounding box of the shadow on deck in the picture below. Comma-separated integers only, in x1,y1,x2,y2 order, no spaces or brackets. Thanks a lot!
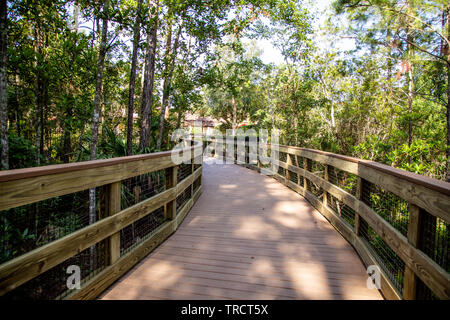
100,159,382,300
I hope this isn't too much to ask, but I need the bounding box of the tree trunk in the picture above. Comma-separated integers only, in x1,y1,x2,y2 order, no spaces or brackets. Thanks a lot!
139,0,159,152
406,2,415,165
126,0,142,156
89,0,110,270
156,20,182,150
34,27,43,166
446,6,450,182
232,95,237,135
0,0,7,170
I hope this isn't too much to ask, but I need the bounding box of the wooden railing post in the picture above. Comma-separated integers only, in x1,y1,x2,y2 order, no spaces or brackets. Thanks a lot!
191,142,195,197
355,177,369,236
101,181,121,264
234,136,238,164
286,153,292,182
257,137,261,169
245,138,249,165
165,165,178,220
323,165,329,207
403,204,423,300
303,158,310,190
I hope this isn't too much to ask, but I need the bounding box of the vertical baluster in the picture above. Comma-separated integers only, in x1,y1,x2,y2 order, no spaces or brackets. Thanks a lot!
303,158,310,191
191,141,195,198
355,177,369,236
101,181,121,264
403,204,423,300
165,165,178,220
286,153,292,182
323,165,329,207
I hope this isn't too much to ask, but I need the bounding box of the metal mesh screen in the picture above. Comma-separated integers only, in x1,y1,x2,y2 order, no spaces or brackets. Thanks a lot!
359,218,405,294
296,155,304,168
176,187,192,213
362,181,409,237
279,151,287,163
121,170,165,211
120,206,165,256
288,170,298,184
193,176,201,193
414,211,449,300
277,166,285,177
420,212,449,272
307,159,324,198
2,241,108,300
327,193,356,227
177,163,192,182
193,155,202,170
416,278,438,300
0,188,101,265
328,166,358,196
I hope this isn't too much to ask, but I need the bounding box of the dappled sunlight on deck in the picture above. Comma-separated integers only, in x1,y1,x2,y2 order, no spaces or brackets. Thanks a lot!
100,159,383,300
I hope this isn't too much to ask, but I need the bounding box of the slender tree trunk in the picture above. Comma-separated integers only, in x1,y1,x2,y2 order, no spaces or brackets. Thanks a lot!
0,0,7,170
34,27,42,166
90,0,109,162
156,20,182,150
406,2,415,165
446,6,450,182
139,0,159,152
89,0,110,270
232,95,237,135
126,0,142,156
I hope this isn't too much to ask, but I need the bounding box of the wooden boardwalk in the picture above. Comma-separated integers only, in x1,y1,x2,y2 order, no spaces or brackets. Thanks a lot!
100,159,383,300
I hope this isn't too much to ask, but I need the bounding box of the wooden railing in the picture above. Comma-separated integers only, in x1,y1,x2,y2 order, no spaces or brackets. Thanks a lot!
0,142,203,299
206,137,450,300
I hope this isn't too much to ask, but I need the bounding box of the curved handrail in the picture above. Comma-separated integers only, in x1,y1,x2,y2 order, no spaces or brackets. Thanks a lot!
207,138,450,300
0,143,203,299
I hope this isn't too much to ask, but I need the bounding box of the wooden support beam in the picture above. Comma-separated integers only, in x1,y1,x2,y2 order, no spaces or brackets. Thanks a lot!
303,157,310,191
403,204,422,300
355,177,368,237
165,166,178,220
323,164,329,208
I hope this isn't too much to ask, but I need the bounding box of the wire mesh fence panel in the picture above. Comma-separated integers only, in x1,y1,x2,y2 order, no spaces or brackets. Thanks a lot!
176,187,192,213
279,151,287,163
193,176,201,193
119,206,165,256
420,212,449,273
296,156,304,168
288,170,298,184
328,166,358,196
193,155,202,171
362,181,409,237
416,278,438,300
327,193,356,227
307,159,324,199
2,241,108,300
177,163,192,183
0,188,100,265
416,210,449,299
277,166,285,177
359,218,405,294
120,170,165,211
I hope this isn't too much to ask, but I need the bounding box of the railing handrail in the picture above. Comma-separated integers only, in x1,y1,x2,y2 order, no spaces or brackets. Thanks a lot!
206,137,450,300
0,144,202,183
0,143,203,299
270,144,450,196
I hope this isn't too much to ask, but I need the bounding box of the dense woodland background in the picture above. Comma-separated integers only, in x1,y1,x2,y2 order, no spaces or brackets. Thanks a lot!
0,0,448,183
